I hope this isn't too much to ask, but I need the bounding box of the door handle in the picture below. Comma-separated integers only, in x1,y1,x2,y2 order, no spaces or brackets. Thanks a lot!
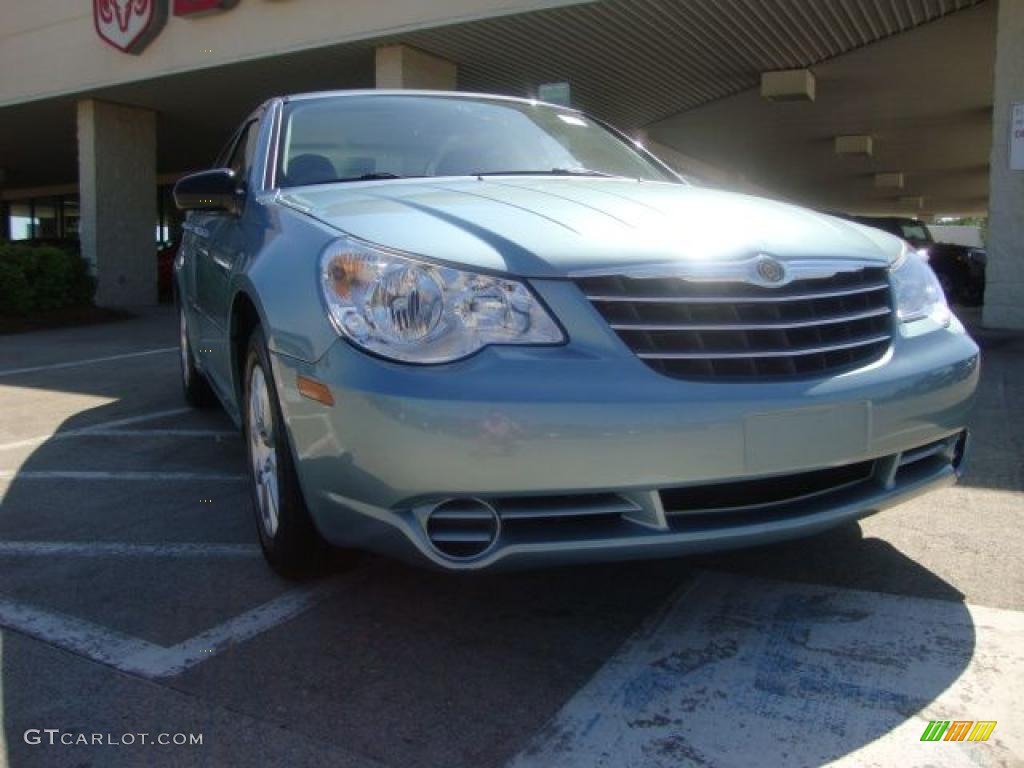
212,253,233,272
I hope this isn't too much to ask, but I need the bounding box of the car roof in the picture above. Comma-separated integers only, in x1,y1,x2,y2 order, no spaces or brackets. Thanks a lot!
277,89,584,114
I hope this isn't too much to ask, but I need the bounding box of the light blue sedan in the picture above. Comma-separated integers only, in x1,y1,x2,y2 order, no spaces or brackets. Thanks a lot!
173,90,978,575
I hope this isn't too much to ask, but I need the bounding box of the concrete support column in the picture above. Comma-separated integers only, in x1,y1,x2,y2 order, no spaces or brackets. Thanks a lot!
77,99,157,307
375,45,456,90
983,0,1024,329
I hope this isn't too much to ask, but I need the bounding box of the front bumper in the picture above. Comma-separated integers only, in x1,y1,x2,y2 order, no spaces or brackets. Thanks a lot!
271,280,979,570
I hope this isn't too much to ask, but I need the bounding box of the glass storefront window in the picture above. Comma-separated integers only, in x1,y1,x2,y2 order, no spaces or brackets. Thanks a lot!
157,185,181,244
9,202,32,240
3,196,81,241
3,190,169,243
34,198,59,239
62,196,80,239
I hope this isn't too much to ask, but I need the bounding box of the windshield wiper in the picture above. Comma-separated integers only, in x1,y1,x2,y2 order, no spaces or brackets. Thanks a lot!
292,172,409,187
337,172,407,182
296,169,619,187
474,168,620,178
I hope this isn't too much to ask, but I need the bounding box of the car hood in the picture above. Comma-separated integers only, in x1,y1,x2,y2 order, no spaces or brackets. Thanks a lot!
277,178,902,278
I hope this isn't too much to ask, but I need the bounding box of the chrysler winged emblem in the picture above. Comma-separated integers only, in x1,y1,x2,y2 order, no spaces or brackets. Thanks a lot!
94,0,168,55
752,254,787,286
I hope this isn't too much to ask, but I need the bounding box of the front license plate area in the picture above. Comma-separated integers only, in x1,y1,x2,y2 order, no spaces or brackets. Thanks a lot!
744,401,871,475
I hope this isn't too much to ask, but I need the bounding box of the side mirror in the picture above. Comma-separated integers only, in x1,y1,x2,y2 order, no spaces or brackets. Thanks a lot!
174,169,243,214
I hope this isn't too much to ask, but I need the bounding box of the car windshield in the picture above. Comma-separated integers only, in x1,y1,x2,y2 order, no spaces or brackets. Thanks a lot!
277,94,676,187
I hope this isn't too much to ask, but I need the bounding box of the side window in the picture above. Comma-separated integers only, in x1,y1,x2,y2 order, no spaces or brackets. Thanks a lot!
226,121,260,182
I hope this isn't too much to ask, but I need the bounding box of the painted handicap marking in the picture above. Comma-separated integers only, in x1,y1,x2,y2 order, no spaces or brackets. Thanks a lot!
751,590,971,714
509,571,1024,768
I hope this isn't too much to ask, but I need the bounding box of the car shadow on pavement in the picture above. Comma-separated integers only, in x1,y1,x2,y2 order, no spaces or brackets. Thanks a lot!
0,310,1005,767
693,521,966,601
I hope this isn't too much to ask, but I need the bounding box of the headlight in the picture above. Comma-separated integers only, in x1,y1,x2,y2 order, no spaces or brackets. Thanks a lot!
890,246,950,326
320,237,564,363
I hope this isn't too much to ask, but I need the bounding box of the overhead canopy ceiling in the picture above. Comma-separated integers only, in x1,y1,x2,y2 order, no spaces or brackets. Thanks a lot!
401,0,988,129
646,1,995,216
0,0,994,217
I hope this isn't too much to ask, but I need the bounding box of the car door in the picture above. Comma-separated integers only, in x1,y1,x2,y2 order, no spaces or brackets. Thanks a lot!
193,118,260,398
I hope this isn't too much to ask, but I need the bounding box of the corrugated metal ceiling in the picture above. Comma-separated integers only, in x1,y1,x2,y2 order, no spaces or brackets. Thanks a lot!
391,0,988,128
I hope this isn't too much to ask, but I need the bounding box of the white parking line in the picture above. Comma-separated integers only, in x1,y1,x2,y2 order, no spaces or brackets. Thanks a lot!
0,598,157,669
134,581,340,678
0,347,177,377
509,571,1024,768
0,407,195,452
0,429,237,454
0,580,340,679
73,429,237,439
0,470,247,482
0,541,261,558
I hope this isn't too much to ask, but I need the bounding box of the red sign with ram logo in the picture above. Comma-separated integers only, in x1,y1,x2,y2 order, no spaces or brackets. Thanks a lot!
94,0,238,54
93,0,168,55
174,0,238,15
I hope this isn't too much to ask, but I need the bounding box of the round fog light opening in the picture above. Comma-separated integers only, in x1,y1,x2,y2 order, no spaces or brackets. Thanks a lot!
425,498,499,560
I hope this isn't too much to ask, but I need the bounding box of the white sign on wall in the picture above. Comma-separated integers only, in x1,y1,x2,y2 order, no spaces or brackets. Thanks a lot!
1012,102,1024,172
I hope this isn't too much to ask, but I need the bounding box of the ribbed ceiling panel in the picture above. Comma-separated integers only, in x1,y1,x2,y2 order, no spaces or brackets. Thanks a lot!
391,0,987,128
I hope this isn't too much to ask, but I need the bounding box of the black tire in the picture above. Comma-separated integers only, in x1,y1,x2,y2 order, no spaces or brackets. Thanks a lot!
243,326,326,577
936,273,958,306
960,283,985,307
178,303,215,408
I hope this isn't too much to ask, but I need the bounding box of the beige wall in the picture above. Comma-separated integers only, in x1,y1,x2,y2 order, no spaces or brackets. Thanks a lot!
0,0,588,108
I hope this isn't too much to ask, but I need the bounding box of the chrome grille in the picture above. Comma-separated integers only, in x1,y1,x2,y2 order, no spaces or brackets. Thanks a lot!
576,265,894,379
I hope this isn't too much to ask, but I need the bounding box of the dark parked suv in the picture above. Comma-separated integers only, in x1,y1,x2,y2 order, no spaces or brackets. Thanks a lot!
845,216,986,306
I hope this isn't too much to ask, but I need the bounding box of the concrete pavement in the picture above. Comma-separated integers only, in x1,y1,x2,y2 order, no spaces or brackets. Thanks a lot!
0,306,1020,767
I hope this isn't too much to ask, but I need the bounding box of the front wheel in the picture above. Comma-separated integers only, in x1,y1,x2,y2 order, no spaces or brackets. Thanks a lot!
244,326,326,577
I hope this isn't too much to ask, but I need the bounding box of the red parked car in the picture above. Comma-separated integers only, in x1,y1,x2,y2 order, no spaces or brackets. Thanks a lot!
157,240,179,302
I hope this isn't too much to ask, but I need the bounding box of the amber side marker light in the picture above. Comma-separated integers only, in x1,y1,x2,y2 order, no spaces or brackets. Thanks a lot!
296,375,335,406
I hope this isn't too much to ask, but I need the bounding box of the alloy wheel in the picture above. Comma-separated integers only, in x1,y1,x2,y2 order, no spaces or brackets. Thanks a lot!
248,364,280,538
179,307,191,387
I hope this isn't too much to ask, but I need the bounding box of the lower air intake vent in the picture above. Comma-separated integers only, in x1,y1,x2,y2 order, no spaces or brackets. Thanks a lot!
425,498,500,559
661,460,876,516
893,431,967,483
